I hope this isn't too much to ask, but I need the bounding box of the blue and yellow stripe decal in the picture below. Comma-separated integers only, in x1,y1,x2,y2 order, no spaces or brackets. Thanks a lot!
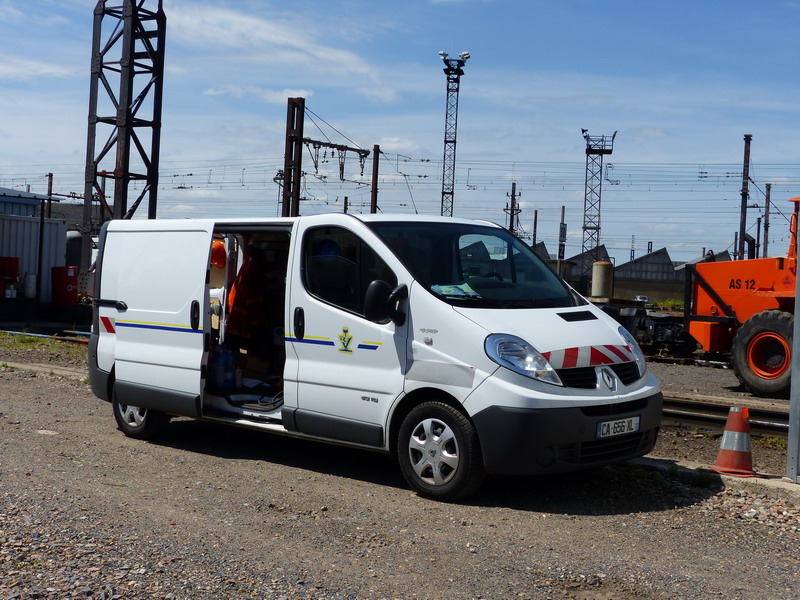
285,333,382,351
357,341,382,350
115,319,203,334
285,334,335,346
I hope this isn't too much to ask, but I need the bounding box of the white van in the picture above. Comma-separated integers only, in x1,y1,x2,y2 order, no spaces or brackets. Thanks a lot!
89,213,662,500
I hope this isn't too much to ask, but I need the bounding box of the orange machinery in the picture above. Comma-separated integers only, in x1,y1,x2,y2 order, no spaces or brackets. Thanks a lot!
684,198,799,397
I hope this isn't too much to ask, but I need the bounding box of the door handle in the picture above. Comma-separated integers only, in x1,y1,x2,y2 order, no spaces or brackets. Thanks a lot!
94,298,128,311
190,300,200,330
293,307,305,340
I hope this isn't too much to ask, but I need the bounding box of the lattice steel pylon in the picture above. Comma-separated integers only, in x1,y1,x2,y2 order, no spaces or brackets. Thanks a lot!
580,129,616,281
438,51,469,217
81,0,167,271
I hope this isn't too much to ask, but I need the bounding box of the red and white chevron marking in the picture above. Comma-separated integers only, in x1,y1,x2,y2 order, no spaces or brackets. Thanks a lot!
542,345,634,369
100,316,116,334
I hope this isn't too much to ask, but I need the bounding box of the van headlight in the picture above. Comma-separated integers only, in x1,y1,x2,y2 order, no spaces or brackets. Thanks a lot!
618,325,647,378
485,334,563,386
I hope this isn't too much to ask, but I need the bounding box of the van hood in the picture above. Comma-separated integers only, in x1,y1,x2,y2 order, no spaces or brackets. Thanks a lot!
453,305,636,369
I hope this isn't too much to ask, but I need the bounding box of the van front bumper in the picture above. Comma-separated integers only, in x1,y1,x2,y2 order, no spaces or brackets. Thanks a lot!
471,392,663,475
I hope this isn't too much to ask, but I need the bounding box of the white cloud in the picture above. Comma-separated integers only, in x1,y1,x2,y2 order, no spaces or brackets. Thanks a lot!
357,86,399,104
159,203,202,213
0,0,23,24
204,85,314,104
169,5,370,74
167,3,397,102
376,137,422,155
0,53,73,79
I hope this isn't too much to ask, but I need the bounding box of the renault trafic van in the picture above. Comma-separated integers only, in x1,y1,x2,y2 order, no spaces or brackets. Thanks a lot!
89,213,662,500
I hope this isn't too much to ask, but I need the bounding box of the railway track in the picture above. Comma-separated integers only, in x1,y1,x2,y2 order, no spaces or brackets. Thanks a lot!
662,395,790,436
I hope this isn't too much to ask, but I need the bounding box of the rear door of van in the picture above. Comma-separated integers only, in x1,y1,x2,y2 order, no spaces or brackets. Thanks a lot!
96,219,214,417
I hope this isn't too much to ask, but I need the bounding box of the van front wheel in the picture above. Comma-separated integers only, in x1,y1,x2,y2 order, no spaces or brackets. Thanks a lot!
397,401,485,501
112,394,170,440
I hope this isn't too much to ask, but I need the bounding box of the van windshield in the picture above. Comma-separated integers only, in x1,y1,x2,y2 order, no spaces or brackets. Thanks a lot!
367,222,577,309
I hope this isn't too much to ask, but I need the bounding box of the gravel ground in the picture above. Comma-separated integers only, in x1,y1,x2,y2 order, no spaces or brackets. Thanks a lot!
1,334,799,599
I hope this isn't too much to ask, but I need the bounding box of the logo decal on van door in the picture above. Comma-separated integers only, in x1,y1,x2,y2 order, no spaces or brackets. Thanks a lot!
338,327,354,353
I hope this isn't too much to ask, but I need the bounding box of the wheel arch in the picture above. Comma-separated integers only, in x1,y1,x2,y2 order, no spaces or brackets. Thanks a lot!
387,387,470,458
776,298,795,314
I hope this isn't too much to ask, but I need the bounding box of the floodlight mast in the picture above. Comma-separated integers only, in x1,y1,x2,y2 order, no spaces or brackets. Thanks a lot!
439,51,470,217
579,129,616,286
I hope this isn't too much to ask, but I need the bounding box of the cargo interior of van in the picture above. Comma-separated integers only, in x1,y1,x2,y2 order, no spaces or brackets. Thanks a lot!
205,229,291,420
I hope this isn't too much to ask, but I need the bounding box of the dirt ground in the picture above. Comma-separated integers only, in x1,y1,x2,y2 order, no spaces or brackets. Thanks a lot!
1,334,799,599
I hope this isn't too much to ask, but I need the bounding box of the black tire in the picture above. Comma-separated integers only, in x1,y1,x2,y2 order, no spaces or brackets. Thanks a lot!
397,401,485,501
112,391,170,440
731,310,793,398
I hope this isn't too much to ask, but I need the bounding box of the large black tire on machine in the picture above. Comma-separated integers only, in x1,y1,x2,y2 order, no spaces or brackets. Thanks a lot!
731,309,793,398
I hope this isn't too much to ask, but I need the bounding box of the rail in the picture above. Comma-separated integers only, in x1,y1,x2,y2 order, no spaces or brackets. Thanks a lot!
662,395,789,436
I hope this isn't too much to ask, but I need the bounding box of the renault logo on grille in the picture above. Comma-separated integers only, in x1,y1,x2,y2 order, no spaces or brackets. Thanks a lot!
600,368,617,391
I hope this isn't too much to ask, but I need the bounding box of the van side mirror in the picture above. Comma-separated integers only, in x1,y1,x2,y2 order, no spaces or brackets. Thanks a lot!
364,280,407,326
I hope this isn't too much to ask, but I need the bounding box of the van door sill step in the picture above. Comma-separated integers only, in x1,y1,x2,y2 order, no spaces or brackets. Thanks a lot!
202,410,288,434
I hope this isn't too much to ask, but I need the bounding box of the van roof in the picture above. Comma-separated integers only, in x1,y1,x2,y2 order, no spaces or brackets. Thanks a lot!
109,213,504,229
350,213,501,227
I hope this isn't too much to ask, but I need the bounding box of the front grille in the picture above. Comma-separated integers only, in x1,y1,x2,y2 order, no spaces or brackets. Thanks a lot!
556,361,642,390
609,361,642,385
557,429,656,465
556,366,596,389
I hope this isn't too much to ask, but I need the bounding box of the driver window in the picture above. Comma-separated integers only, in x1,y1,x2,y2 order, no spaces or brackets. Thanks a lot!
303,226,397,315
459,234,512,281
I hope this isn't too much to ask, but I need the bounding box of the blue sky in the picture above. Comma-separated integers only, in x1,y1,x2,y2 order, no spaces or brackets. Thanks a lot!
2,0,800,262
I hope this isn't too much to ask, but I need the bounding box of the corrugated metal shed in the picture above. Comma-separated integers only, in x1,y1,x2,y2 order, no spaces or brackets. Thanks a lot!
567,244,610,264
0,214,67,302
532,241,550,260
0,186,50,218
615,248,681,281
673,250,732,270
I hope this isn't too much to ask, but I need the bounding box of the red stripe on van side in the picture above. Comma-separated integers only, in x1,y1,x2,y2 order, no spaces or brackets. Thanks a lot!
100,316,115,334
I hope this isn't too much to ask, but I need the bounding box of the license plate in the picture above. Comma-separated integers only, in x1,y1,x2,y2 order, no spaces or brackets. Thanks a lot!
596,416,640,439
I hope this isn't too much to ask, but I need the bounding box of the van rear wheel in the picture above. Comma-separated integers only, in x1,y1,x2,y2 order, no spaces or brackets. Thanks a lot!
112,393,170,440
397,401,485,501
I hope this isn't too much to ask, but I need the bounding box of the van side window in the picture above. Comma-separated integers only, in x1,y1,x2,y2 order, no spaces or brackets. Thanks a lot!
303,226,397,315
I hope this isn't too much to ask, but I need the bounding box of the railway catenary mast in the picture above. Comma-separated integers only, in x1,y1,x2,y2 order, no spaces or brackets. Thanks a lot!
579,129,616,287
82,0,167,273
438,51,469,217
738,134,753,260
504,181,521,236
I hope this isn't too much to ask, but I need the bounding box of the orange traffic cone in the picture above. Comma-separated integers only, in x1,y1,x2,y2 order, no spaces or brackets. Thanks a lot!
709,406,762,478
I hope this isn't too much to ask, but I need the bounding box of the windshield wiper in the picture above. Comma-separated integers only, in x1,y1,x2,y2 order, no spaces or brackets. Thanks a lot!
437,294,502,307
